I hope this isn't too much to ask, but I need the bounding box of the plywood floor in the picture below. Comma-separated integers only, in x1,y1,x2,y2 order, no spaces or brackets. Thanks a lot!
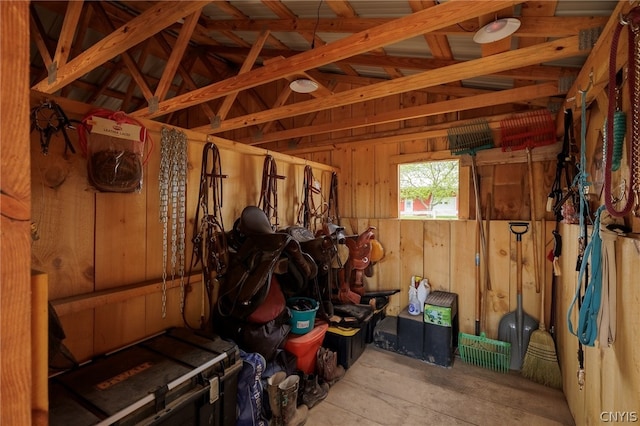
306,345,575,426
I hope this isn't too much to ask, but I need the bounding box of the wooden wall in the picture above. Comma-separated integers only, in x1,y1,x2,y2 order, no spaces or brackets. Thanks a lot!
287,79,640,423
1,2,33,425
30,95,338,362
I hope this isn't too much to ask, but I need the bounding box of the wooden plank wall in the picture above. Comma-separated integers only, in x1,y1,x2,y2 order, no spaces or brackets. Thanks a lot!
1,2,33,424
292,79,639,424
556,224,640,423
30,95,338,362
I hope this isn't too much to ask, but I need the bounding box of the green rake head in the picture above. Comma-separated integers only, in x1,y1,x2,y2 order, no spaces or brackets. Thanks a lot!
458,332,511,373
447,118,494,156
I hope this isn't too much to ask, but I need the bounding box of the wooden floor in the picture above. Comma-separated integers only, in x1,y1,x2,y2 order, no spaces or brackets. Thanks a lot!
306,344,575,426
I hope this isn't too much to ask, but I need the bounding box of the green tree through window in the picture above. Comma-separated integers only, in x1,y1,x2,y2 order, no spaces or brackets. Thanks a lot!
399,160,459,218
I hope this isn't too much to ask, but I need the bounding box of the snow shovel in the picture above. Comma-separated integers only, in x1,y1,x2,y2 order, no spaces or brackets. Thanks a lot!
498,222,539,371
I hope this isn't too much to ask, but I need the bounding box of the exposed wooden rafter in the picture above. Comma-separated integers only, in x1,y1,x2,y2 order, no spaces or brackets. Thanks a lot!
26,0,621,154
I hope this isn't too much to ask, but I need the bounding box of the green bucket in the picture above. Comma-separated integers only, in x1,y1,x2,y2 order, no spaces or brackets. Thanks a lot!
287,297,319,334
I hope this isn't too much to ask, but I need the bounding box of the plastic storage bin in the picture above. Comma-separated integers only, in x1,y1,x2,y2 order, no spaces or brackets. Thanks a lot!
423,291,458,367
49,328,242,426
284,321,329,374
323,325,367,369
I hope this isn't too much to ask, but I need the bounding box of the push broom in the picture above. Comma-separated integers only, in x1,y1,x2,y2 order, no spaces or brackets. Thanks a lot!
500,111,562,387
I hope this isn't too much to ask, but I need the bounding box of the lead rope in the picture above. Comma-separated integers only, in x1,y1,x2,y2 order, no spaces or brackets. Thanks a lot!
567,79,593,390
604,7,640,217
159,127,188,319
568,205,605,347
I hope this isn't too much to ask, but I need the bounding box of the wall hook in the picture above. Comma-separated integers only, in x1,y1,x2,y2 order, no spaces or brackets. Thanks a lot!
578,69,594,95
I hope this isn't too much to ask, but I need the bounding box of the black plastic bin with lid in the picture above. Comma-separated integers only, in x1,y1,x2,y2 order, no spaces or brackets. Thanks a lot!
422,291,458,367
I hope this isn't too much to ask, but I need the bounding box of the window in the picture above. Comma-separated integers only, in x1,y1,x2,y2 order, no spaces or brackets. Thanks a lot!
399,160,459,219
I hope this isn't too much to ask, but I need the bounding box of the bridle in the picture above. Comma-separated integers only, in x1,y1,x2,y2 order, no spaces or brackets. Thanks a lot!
259,155,285,230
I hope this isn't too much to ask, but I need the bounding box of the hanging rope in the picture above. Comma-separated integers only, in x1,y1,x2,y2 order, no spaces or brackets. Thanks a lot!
604,8,640,217
567,205,606,347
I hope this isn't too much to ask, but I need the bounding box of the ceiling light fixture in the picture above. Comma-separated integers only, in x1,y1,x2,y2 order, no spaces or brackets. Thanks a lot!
473,17,521,44
290,78,319,94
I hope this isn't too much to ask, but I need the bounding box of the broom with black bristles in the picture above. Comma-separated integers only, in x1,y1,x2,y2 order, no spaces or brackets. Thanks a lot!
522,219,562,388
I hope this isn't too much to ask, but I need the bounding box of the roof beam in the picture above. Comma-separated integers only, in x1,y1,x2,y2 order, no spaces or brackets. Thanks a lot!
53,1,83,69
153,8,202,102
215,29,270,121
131,0,526,119
196,36,581,134
200,45,573,81
201,16,607,38
560,0,634,130
32,1,208,94
244,83,560,145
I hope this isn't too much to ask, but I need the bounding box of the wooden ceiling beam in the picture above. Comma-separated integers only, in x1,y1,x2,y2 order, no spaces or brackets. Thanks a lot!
202,44,573,81
53,1,83,69
197,36,580,134
201,16,608,38
154,33,217,119
90,2,154,102
244,83,559,145
216,29,270,121
560,0,634,132
153,8,202,102
29,5,53,69
132,1,526,119
32,1,208,94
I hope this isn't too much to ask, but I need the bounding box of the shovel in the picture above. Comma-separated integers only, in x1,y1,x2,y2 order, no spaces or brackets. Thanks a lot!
498,222,539,371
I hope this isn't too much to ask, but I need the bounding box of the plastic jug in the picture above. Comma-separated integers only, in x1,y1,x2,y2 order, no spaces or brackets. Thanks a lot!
408,285,421,316
417,278,430,312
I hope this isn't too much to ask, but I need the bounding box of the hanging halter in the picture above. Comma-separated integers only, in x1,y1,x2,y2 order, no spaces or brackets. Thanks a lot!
604,7,640,217
30,99,77,156
258,155,285,230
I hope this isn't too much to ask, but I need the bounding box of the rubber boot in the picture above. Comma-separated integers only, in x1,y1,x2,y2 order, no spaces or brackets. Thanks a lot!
267,371,286,426
301,374,328,409
321,348,345,386
278,375,308,426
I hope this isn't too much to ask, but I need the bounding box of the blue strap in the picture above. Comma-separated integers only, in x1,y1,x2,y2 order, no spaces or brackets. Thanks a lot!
567,205,605,346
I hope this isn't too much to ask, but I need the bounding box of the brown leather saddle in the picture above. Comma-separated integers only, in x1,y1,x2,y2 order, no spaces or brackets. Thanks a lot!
216,206,317,319
340,226,377,303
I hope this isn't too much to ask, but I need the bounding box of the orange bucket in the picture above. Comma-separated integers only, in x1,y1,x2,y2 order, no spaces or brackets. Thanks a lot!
284,321,328,374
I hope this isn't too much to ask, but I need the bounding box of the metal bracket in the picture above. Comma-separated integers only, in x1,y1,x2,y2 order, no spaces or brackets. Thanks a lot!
210,115,221,129
47,61,57,84
209,376,220,404
148,96,159,114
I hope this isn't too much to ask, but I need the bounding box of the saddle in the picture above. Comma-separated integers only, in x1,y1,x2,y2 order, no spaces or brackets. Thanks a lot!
343,227,377,300
216,206,317,319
